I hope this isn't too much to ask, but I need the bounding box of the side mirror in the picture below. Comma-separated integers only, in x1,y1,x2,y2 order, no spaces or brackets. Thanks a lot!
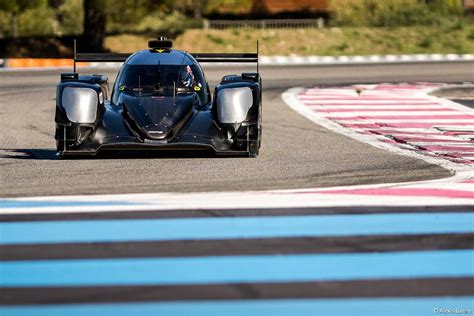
92,74,109,100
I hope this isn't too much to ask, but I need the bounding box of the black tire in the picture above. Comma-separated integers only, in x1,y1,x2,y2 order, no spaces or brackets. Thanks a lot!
248,137,260,157
248,102,262,157
55,125,65,153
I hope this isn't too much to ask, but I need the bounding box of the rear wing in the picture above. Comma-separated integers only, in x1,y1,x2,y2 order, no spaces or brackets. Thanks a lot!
75,53,132,62
72,38,259,72
191,53,258,63
191,53,259,73
74,53,258,63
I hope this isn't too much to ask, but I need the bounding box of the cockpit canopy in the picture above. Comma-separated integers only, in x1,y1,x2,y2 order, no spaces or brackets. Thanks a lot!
112,49,208,104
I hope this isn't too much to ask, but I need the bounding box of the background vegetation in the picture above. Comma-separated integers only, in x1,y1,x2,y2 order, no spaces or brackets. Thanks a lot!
106,24,474,56
330,0,463,26
0,0,253,38
0,0,472,56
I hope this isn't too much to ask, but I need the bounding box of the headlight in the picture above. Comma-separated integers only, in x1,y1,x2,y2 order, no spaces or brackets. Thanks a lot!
61,87,98,123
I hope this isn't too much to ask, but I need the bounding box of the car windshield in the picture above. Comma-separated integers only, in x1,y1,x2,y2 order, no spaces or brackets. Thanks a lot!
117,64,194,96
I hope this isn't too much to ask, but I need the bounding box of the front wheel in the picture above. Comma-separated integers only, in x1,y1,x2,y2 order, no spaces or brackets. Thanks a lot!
248,137,260,157
247,103,262,157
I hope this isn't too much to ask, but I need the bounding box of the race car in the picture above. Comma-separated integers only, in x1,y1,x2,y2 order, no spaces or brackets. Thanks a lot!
55,36,262,157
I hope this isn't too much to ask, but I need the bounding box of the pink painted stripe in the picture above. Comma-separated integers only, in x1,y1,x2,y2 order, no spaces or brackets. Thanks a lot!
304,103,441,107
327,115,474,120
315,108,457,113
443,132,474,136
366,130,448,136
299,97,434,100
361,130,393,135
301,100,439,103
441,152,474,157
392,137,471,143
341,122,474,128
373,84,444,90
304,92,430,96
301,95,426,98
421,145,474,152
462,179,474,183
313,188,474,199
300,94,361,97
299,95,436,99
304,87,439,93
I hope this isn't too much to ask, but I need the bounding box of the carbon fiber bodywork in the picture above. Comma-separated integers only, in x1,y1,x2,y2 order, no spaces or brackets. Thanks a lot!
55,45,262,157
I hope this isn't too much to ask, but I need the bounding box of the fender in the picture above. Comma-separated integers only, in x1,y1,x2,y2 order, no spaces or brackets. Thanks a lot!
213,73,261,133
55,75,106,151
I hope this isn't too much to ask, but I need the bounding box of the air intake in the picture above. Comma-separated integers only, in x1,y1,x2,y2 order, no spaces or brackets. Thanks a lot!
148,36,173,49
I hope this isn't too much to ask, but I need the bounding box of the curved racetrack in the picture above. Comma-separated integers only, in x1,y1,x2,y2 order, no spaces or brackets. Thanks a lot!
1,62,473,197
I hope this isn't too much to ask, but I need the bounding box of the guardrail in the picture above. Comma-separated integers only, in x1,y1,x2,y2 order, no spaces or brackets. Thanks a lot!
204,18,325,29
1,54,473,70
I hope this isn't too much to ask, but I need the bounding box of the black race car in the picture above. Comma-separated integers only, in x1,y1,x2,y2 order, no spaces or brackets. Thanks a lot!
55,37,262,157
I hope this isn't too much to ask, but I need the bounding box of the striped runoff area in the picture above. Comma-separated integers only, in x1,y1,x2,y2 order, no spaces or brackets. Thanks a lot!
283,83,474,203
293,83,474,165
0,202,473,315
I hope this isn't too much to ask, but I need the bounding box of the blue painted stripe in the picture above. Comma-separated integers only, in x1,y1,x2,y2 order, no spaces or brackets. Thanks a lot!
1,250,472,287
1,213,472,245
0,297,473,316
0,200,136,209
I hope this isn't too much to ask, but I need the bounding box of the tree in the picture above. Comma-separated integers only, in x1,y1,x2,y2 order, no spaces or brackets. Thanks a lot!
83,0,105,51
0,0,45,37
48,0,64,26
193,0,208,18
161,0,207,18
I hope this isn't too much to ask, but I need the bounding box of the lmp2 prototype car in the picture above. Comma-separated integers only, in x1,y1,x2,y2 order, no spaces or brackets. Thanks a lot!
55,37,262,157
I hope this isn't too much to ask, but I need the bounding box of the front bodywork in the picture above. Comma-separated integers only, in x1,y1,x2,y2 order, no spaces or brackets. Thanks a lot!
58,99,247,156
55,46,262,157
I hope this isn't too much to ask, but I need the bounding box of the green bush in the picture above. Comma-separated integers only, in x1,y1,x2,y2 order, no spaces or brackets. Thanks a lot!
204,0,253,14
0,11,11,37
468,29,474,40
430,0,463,15
330,0,463,27
0,0,82,37
136,11,196,36
108,10,202,38
57,0,83,36
17,6,58,37
206,33,225,44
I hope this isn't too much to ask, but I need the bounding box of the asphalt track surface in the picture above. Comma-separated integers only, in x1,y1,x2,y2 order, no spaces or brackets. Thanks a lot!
1,62,473,314
2,62,473,197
